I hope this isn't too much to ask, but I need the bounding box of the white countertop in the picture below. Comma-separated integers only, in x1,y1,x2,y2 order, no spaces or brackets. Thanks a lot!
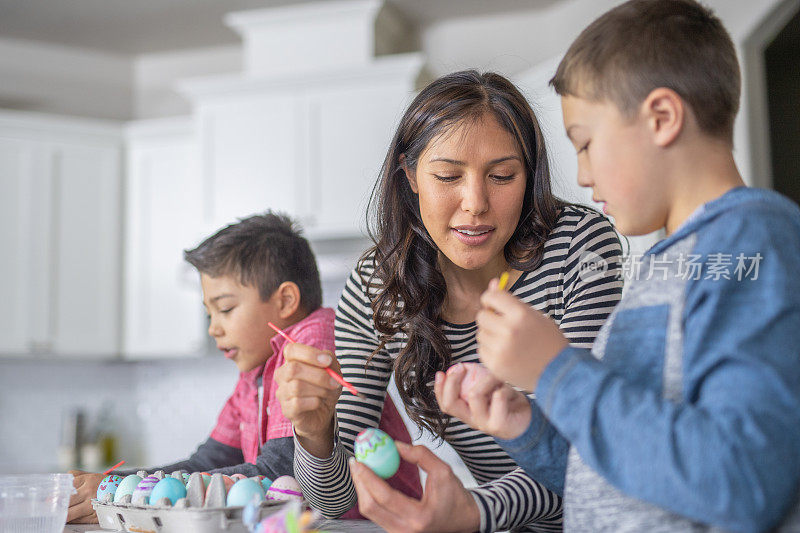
64,519,387,532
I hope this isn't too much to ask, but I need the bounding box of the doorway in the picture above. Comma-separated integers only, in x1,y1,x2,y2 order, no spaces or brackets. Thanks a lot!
764,6,800,205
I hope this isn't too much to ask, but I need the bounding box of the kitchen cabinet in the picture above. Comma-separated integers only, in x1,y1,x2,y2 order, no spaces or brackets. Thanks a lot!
188,69,417,238
179,0,422,238
196,92,305,231
0,136,35,354
0,112,122,356
307,82,411,236
123,118,209,358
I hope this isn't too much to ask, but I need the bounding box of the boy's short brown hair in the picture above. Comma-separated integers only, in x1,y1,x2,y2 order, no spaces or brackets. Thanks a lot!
550,0,740,144
184,211,322,312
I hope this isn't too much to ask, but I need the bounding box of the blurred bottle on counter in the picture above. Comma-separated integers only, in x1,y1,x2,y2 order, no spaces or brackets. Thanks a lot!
57,404,118,472
94,402,119,469
57,408,84,470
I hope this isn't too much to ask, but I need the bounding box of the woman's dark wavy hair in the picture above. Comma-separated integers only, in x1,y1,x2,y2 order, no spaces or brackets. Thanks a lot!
363,70,566,437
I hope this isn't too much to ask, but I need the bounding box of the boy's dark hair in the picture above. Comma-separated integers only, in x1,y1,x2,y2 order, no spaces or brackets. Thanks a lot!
184,211,322,312
550,0,740,144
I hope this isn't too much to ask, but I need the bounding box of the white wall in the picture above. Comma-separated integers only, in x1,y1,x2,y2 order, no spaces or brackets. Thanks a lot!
421,0,619,77
0,39,241,121
133,45,241,119
0,0,791,124
0,360,140,474
0,357,237,474
0,38,133,120
422,0,791,192
130,358,238,467
421,0,789,77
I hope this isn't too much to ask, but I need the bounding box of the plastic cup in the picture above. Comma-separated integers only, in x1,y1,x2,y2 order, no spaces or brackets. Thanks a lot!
0,473,76,533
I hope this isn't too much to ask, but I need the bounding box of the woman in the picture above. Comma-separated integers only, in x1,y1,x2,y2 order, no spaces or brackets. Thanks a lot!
275,71,623,532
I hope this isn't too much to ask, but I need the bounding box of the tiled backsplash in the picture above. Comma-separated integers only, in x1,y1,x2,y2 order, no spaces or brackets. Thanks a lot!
0,356,474,486
0,357,236,474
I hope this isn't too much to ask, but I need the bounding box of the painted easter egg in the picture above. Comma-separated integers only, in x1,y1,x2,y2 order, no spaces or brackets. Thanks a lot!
114,474,142,503
181,472,190,485
259,476,272,493
458,362,491,402
96,474,123,501
150,477,187,506
265,476,303,501
132,475,159,505
354,428,400,479
200,472,212,488
230,473,248,481
226,478,266,507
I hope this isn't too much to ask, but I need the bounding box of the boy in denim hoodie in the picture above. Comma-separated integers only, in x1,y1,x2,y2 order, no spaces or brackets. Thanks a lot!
436,1,800,531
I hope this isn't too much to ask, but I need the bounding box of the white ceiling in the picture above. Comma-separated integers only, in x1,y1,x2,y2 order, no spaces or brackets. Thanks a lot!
0,0,565,56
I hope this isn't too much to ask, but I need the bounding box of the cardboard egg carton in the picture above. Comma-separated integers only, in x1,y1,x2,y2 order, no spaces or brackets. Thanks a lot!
92,471,295,533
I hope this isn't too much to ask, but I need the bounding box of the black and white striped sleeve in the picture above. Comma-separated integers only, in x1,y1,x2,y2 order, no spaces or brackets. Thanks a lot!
469,467,563,532
293,263,394,518
559,209,623,347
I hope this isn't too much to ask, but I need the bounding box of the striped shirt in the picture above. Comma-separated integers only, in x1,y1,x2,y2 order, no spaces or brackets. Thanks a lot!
294,206,624,532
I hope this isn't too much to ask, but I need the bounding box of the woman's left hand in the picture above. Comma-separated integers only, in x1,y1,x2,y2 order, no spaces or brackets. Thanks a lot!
435,364,532,441
349,441,481,533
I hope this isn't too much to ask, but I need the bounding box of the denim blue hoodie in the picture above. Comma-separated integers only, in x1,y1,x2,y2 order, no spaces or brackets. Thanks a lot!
499,187,800,532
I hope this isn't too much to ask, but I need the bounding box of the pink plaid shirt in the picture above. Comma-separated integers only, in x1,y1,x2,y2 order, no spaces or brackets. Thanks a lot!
210,307,334,461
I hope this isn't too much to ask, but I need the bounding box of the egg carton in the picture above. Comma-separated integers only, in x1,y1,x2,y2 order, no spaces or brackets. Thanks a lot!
92,471,301,533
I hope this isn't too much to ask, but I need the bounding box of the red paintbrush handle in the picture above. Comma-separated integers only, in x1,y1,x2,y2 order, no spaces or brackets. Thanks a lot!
268,322,362,397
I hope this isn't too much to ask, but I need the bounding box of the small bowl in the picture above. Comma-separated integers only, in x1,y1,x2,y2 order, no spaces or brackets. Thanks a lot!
0,473,76,533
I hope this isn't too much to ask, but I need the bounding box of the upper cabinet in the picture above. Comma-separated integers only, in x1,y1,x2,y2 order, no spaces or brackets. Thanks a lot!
0,113,122,356
123,118,209,358
179,0,422,238
195,92,304,232
0,0,424,359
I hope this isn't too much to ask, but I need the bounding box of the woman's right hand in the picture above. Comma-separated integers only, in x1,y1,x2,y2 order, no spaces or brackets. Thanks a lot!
275,342,343,458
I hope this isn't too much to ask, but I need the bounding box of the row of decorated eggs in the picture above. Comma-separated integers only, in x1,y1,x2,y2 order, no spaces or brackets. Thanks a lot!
96,472,301,507
95,424,403,507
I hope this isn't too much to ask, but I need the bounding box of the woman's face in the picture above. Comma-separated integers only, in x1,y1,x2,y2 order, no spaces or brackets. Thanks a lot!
406,112,527,273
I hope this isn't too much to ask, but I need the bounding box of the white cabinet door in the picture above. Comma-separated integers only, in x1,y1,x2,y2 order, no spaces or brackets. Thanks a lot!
0,116,122,357
0,137,35,354
307,85,407,237
200,94,304,229
124,126,207,357
49,142,121,355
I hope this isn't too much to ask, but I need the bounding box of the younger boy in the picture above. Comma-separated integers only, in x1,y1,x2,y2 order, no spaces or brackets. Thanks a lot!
68,212,420,523
438,1,800,531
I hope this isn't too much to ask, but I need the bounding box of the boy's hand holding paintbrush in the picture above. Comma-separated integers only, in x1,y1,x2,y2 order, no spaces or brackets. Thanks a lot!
475,275,569,392
436,273,568,441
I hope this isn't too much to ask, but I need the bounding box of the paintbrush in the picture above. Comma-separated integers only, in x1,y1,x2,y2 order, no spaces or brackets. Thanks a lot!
268,322,364,398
